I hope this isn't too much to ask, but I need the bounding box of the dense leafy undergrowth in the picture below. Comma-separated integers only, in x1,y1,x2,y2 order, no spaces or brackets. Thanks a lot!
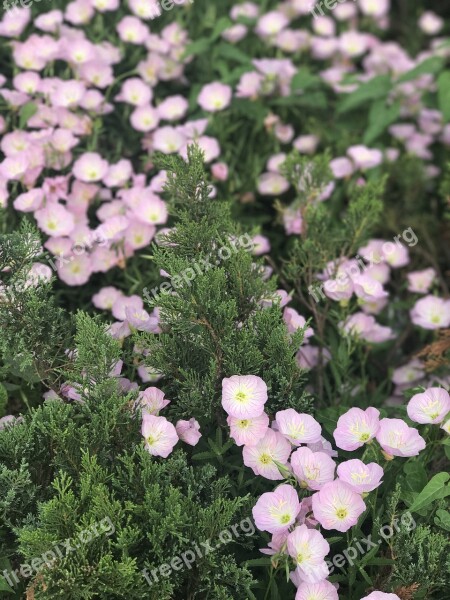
0,1,449,599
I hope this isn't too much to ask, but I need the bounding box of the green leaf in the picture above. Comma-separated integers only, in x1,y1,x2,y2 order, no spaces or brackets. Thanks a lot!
291,67,322,92
0,382,7,417
365,557,395,566
364,100,401,144
210,17,234,41
19,102,37,129
0,577,13,593
217,42,252,65
244,558,273,567
438,71,450,123
397,56,445,83
402,461,428,493
434,509,450,531
408,472,450,513
337,75,391,114
184,37,211,57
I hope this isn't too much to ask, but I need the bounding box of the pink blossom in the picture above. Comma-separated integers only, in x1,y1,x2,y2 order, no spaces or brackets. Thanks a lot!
337,460,384,494
227,413,269,447
283,308,314,339
243,428,292,480
252,484,300,533
176,418,202,446
410,296,450,329
312,480,366,532
257,172,290,195
407,268,436,294
347,145,383,170
130,105,160,132
419,12,443,35
276,409,322,445
92,286,123,310
333,407,380,451
141,414,178,458
330,157,354,179
198,82,232,112
221,375,268,419
290,446,336,490
361,593,400,600
112,294,143,321
407,387,450,425
287,524,330,583
35,204,75,237
376,418,426,458
137,386,170,415
157,95,189,121
295,581,338,600
73,152,109,182
353,274,388,302
57,254,92,286
256,11,289,38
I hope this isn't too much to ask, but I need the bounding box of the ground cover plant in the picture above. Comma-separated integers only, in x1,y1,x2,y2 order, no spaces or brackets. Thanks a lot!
0,1,449,599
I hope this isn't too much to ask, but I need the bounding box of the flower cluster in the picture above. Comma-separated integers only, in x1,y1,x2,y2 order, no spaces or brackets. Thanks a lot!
221,375,448,597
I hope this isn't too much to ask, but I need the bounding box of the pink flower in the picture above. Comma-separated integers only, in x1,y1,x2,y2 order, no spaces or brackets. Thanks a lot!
57,254,92,286
353,274,388,302
130,105,160,132
340,312,394,344
221,375,268,419
73,152,109,182
227,413,269,446
290,447,336,490
243,428,291,480
132,195,168,225
295,581,338,600
112,294,143,321
141,414,178,458
361,593,400,600
407,268,436,294
407,388,450,425
257,172,290,195
176,418,202,446
333,407,380,451
276,409,322,445
312,480,366,532
337,460,383,494
376,418,426,458
92,286,122,311
252,484,300,533
410,296,450,330
330,157,354,179
197,82,232,112
211,162,229,181
283,308,314,339
35,204,75,237
347,145,383,170
137,387,170,415
419,11,443,35
125,307,160,333
287,524,330,583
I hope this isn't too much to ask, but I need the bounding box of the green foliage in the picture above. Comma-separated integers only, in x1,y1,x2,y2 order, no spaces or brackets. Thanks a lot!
139,146,310,423
0,223,73,391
